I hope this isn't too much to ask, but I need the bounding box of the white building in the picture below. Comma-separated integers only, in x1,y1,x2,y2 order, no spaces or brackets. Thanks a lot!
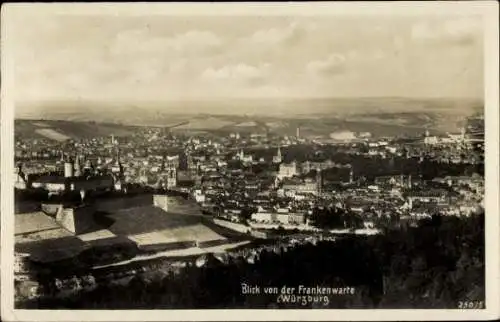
278,162,298,179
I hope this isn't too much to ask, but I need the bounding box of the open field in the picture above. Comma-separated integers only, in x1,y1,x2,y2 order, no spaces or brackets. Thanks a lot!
34,128,70,142
15,119,139,141
173,116,235,130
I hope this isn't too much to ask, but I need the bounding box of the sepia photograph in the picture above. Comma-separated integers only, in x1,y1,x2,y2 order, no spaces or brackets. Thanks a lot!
1,2,499,321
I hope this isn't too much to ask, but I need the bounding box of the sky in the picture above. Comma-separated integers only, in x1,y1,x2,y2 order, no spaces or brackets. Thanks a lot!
11,13,484,105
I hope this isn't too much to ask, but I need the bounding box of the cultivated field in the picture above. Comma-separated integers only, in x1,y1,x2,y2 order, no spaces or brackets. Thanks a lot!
34,128,70,141
15,119,138,141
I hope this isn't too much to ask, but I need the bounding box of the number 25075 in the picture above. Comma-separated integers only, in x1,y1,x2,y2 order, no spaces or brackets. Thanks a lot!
458,301,485,309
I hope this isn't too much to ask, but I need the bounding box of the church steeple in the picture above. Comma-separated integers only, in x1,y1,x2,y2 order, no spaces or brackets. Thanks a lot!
273,145,283,164
112,147,124,177
115,148,121,166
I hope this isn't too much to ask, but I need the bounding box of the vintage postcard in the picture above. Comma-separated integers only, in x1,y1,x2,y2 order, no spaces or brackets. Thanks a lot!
1,1,499,321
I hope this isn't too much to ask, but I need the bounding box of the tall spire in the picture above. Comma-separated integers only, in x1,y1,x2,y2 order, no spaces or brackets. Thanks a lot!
273,145,282,164
115,147,120,165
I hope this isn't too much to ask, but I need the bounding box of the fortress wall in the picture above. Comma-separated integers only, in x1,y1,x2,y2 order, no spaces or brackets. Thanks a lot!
56,205,96,234
56,208,76,233
41,203,63,216
212,218,250,234
197,239,229,249
138,241,196,253
153,195,169,210
73,205,96,235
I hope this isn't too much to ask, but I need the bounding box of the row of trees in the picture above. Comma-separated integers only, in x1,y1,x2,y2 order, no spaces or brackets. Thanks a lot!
308,206,364,230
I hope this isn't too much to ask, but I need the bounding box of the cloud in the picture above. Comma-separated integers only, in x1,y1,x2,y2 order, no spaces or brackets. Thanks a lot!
248,22,304,45
111,28,223,57
201,63,271,82
411,17,481,46
12,15,484,102
168,58,188,73
306,54,347,76
166,30,223,51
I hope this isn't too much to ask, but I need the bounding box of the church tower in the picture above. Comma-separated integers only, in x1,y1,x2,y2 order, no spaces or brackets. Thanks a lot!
74,155,82,177
112,148,124,176
166,167,177,189
64,156,74,178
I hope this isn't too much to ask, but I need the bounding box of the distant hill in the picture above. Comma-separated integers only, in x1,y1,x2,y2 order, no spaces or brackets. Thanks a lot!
16,97,483,122
15,119,139,142
14,97,483,141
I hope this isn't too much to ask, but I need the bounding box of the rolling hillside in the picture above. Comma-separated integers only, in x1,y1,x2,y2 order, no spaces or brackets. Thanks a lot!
15,98,482,142
15,120,140,141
